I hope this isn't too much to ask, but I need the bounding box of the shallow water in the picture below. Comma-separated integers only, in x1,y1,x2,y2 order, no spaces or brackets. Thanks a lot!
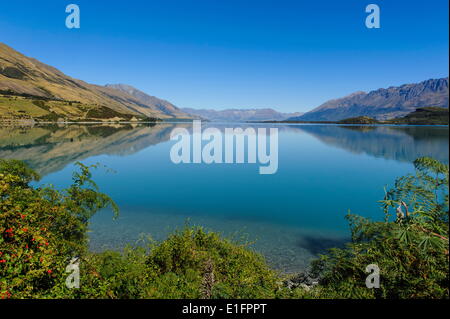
0,123,448,273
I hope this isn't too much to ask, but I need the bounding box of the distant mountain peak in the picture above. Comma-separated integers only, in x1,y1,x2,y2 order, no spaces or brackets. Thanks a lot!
347,91,366,97
181,107,303,122
290,77,449,121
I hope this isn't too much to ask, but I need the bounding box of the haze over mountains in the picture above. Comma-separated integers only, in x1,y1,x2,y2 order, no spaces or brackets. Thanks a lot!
182,108,303,122
0,42,191,120
290,78,449,121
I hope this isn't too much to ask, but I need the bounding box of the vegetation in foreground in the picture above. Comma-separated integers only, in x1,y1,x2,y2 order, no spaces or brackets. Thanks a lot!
310,157,449,298
0,157,448,299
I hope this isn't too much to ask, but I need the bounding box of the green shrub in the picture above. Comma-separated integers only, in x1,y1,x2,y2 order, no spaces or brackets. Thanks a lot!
144,227,279,298
61,228,280,299
0,160,278,299
310,157,449,298
0,160,117,298
1,158,448,299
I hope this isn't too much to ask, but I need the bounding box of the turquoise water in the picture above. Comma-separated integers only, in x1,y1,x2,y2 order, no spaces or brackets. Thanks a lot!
0,123,448,272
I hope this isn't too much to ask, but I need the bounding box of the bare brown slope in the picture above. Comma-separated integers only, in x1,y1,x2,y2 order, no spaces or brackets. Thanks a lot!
0,43,183,119
105,84,192,118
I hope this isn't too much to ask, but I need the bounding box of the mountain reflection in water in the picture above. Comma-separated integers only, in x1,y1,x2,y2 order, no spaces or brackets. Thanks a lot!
1,123,447,177
0,122,448,273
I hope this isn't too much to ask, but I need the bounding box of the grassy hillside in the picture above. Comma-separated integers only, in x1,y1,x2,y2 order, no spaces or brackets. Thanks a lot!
387,107,449,125
0,42,191,121
0,94,155,122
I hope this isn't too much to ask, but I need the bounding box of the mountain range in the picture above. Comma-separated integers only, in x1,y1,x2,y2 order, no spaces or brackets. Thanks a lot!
104,84,188,118
290,78,449,121
181,107,303,122
0,42,191,121
1,42,448,123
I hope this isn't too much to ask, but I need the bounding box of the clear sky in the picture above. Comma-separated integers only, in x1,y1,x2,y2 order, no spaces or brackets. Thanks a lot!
0,0,448,112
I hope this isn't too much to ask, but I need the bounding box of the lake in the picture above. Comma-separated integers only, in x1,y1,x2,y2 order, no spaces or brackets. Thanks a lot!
0,122,448,273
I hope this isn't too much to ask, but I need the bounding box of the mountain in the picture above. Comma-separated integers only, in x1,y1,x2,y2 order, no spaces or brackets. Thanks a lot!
181,107,303,122
104,84,190,118
290,78,449,121
0,42,189,121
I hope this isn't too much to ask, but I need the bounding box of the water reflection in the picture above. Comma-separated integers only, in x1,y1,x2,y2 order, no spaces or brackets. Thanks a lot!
0,122,448,273
293,125,449,163
0,123,184,175
0,123,447,177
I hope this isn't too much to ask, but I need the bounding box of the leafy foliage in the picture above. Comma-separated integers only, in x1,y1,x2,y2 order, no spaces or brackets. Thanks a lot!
310,157,449,298
143,227,279,298
1,157,448,299
0,160,117,298
0,160,278,298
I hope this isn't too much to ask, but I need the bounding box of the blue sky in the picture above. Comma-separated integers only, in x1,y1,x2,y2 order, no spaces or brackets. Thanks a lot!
0,0,448,112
